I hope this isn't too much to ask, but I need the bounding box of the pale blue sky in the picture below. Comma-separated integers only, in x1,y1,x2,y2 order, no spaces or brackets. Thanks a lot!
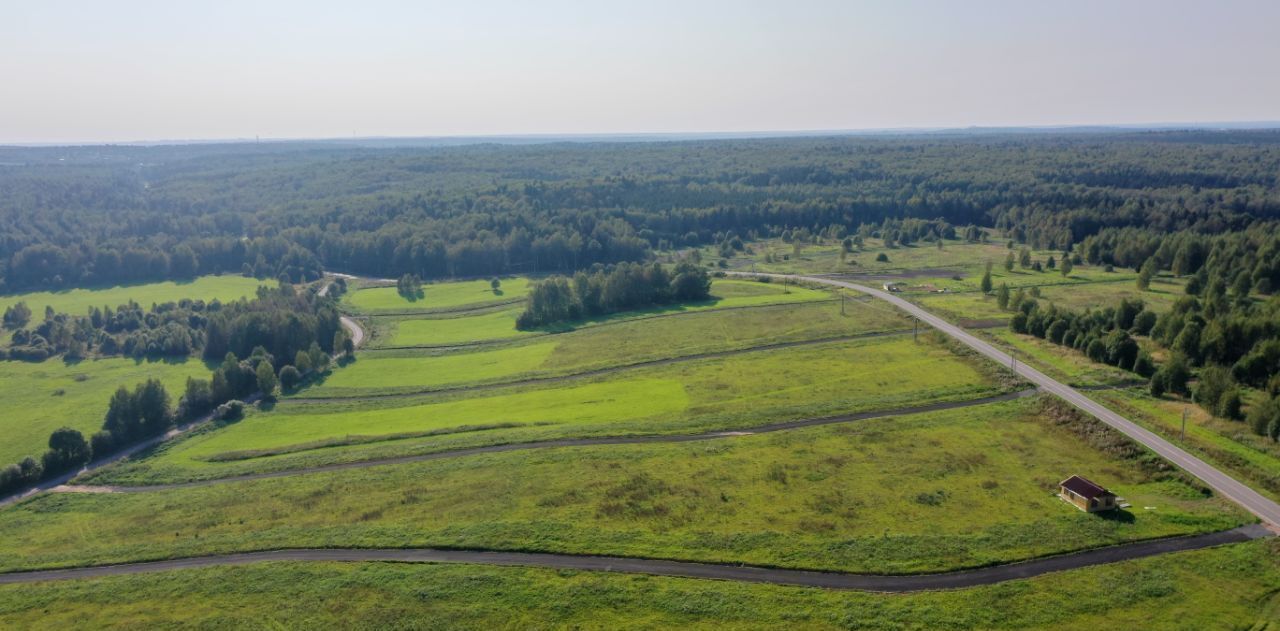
2,0,1278,143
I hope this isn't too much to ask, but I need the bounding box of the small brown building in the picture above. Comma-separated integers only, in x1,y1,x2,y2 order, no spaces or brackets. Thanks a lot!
1058,475,1117,513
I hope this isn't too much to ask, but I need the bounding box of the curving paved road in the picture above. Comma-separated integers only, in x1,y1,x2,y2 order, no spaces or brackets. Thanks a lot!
0,524,1266,590
55,390,1036,493
318,275,367,349
734,272,1280,527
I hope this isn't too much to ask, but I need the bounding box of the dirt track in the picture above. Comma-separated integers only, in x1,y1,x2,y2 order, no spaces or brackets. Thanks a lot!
0,524,1266,590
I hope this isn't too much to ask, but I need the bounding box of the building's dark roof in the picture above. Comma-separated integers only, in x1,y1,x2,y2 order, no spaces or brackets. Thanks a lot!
1059,475,1114,500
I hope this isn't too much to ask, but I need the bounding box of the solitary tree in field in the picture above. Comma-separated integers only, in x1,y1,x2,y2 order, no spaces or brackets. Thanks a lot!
1060,257,1073,277
1004,252,1015,272
1137,258,1156,291
875,252,889,263
490,277,501,293
996,283,1011,309
981,268,993,294
1019,247,1033,268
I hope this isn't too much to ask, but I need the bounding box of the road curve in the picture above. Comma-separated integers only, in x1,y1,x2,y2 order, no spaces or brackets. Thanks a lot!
0,524,1266,590
56,390,1036,493
319,275,368,349
340,316,365,348
734,272,1280,527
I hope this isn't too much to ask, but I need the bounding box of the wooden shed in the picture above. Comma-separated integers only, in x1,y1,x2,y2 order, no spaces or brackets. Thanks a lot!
1058,475,1117,513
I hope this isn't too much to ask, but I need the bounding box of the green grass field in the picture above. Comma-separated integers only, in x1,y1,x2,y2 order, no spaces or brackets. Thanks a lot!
0,398,1245,575
344,277,531,313
370,279,833,348
915,275,1187,323
98,335,1006,482
305,298,906,397
3,540,1277,629
0,357,215,464
0,274,267,319
3,262,1273,626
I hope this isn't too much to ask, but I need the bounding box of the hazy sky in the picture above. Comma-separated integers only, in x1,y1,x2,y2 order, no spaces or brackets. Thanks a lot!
3,0,1278,143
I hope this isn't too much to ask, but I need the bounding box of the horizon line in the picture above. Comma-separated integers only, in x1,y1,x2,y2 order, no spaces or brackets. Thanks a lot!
5,120,1280,148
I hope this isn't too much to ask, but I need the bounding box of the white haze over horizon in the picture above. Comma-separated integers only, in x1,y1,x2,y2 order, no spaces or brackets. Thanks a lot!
2,0,1278,144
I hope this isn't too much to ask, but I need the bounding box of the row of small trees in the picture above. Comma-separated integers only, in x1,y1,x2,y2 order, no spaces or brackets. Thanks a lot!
999,287,1280,440
516,262,711,329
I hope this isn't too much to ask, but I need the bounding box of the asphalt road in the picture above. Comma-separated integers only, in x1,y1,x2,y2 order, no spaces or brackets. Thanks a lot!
0,524,1266,590
55,389,1036,494
735,272,1280,527
319,276,367,349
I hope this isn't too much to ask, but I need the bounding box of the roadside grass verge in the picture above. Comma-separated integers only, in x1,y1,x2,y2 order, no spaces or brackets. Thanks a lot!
0,398,1246,575
5,540,1280,629
1092,388,1280,502
914,276,1186,324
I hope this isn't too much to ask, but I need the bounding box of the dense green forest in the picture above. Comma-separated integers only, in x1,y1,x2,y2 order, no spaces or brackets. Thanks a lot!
1,131,1278,290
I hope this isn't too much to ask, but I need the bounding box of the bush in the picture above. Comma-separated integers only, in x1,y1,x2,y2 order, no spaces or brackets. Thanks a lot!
279,365,302,392
216,400,245,422
875,253,889,262
1217,389,1243,420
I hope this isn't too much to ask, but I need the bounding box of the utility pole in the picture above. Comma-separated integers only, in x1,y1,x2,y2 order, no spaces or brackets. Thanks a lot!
1010,349,1016,372
913,317,918,342
1182,407,1188,442
841,292,846,316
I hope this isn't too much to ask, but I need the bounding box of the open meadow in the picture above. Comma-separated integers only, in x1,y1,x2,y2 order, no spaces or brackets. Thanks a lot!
306,296,906,397
2,539,1278,629
343,277,531,314
93,332,1008,483
0,398,1245,575
0,274,267,318
367,278,833,348
0,358,215,464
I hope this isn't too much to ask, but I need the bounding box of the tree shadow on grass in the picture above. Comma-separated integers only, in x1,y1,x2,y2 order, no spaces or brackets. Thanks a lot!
1095,508,1136,524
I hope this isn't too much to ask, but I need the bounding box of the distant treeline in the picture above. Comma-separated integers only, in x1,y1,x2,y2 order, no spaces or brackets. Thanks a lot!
516,262,711,329
2,132,1278,290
